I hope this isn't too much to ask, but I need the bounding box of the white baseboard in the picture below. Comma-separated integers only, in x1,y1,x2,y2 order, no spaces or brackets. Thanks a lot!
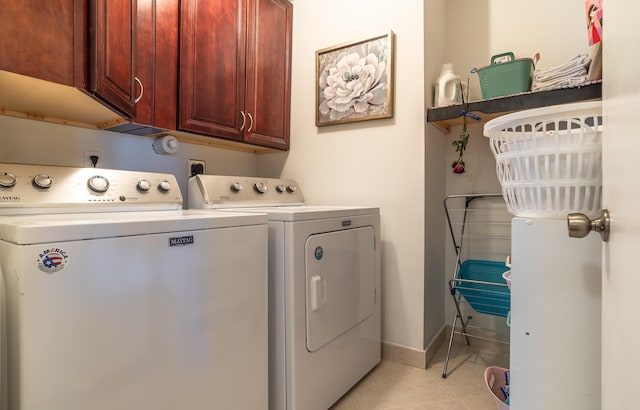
381,327,448,369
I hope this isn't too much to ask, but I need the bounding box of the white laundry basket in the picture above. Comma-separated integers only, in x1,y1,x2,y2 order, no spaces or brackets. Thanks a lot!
484,101,602,219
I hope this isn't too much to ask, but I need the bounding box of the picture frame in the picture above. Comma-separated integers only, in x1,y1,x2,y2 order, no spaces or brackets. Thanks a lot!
315,31,395,127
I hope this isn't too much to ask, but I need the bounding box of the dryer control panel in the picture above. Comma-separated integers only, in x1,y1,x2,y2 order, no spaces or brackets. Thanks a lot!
0,163,183,214
189,174,305,208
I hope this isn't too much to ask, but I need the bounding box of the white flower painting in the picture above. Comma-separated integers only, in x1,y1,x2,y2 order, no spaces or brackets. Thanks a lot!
316,31,395,126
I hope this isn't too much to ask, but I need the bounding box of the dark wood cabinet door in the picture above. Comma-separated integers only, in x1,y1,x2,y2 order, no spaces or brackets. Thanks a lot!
179,0,246,141
135,0,178,129
89,0,137,118
244,0,292,150
0,0,85,87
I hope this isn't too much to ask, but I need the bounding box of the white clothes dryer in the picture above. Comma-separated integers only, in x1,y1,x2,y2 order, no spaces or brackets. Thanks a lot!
0,164,268,410
188,175,381,410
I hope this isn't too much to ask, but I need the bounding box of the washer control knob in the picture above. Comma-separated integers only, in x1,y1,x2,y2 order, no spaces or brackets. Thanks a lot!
0,172,17,188
276,184,286,193
33,174,53,188
231,182,243,192
254,182,268,194
286,184,297,193
137,179,151,192
87,175,109,192
158,180,172,192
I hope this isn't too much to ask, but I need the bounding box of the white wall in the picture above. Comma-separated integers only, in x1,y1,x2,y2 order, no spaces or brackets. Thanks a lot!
0,115,258,198
423,0,448,349
441,122,504,333
0,0,597,357
437,0,592,336
260,0,592,354
258,0,428,350
445,0,590,102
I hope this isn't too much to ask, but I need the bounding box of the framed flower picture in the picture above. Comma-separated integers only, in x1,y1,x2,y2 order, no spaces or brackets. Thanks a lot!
315,31,395,127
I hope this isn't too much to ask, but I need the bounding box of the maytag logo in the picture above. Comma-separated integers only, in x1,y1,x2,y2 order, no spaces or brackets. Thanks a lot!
0,195,20,201
169,235,194,246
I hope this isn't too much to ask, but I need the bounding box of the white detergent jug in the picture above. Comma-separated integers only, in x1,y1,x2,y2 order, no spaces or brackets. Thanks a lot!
434,63,462,107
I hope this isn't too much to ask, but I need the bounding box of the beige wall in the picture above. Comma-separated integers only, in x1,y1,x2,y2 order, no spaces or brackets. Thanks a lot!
260,0,592,353
0,115,258,198
423,0,448,350
0,0,595,356
445,0,590,101
440,0,591,335
258,0,429,350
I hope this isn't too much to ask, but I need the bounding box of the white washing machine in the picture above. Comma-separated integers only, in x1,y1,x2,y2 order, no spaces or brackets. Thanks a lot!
0,163,268,410
188,175,381,410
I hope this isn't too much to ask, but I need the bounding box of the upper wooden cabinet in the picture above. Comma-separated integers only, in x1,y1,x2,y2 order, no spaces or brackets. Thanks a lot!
88,0,138,118
0,0,138,120
0,0,85,87
0,0,292,152
179,0,293,150
244,0,293,149
132,0,178,131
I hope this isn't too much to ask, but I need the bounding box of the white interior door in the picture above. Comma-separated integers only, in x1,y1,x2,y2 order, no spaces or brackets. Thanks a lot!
601,3,640,409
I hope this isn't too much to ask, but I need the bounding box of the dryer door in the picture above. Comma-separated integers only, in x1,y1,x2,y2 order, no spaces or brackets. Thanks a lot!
305,226,376,352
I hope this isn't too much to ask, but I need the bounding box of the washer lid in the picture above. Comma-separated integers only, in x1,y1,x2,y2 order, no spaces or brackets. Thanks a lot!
0,210,267,245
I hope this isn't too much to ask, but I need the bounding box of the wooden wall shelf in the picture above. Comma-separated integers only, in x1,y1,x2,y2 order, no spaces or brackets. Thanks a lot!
426,81,602,133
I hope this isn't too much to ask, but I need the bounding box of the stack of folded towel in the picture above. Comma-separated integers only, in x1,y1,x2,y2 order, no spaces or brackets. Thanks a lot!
531,54,591,92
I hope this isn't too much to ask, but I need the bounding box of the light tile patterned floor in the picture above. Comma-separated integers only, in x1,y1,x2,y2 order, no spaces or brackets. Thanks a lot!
330,336,509,410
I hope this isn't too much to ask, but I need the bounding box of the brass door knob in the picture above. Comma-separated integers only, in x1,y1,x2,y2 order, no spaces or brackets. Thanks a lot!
567,209,610,242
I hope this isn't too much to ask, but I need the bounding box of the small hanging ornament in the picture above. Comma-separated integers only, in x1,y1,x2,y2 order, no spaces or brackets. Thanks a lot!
451,118,469,174
450,78,479,174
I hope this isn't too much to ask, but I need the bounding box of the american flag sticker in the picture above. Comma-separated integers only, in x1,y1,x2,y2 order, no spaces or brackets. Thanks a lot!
36,247,69,274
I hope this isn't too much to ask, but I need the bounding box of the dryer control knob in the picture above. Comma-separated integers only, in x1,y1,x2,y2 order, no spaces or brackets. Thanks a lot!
158,180,172,192
276,184,286,193
254,182,268,194
137,179,151,191
33,174,53,188
231,182,243,192
286,184,297,193
87,175,109,192
0,172,17,188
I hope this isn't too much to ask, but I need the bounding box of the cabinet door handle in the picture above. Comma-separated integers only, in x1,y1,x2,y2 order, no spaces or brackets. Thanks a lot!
247,113,254,133
240,111,246,131
134,77,144,104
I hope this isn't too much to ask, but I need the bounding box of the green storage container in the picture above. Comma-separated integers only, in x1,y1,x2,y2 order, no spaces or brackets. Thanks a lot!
472,52,534,100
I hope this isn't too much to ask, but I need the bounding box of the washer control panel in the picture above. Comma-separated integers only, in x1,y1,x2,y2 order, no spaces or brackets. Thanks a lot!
0,163,183,214
189,174,305,208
